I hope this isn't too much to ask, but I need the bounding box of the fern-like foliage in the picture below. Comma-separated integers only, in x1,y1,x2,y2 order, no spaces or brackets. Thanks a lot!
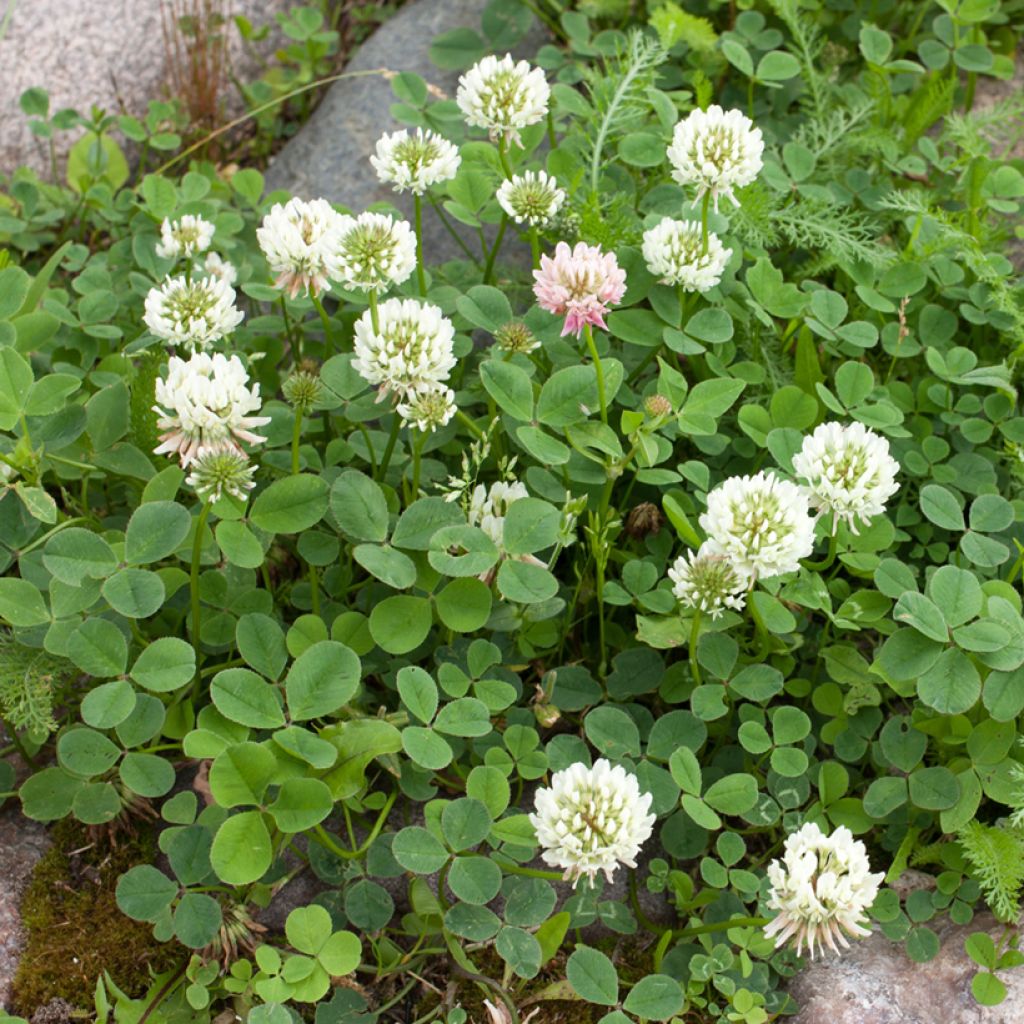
766,0,829,120
0,634,72,736
958,821,1024,923
577,29,667,195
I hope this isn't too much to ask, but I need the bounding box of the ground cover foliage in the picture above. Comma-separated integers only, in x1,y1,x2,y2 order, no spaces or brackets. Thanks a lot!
1,0,1024,1021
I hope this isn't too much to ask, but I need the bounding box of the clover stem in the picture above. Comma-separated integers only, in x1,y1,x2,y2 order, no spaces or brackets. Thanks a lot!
311,293,334,358
483,213,508,285
414,192,427,297
530,226,540,270
190,502,212,697
368,287,380,333
689,610,702,685
583,322,608,424
378,414,402,480
700,190,711,254
291,408,303,474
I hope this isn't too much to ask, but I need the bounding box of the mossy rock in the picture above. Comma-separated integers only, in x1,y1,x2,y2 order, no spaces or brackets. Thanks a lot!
12,820,181,1016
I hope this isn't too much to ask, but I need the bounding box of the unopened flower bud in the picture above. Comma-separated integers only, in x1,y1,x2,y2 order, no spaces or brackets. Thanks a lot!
283,368,325,411
495,320,539,354
644,394,672,418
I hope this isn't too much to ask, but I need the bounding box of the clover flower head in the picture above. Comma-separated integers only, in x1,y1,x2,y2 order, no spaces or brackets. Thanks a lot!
468,479,529,549
202,251,237,286
156,214,215,261
153,352,270,467
700,471,816,580
333,212,416,292
370,127,461,195
641,217,732,292
495,320,539,354
529,759,656,886
667,105,764,211
397,383,457,432
185,445,257,504
257,196,342,299
764,822,884,959
457,53,550,144
144,275,244,351
668,543,751,619
497,170,566,227
792,421,900,533
282,368,325,411
533,241,626,336
352,297,456,400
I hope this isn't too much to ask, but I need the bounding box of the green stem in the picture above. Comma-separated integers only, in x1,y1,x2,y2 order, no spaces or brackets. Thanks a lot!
280,297,301,363
378,415,401,480
291,409,303,474
700,190,712,254
483,214,508,285
411,428,425,498
530,226,540,270
689,611,702,685
497,135,514,179
190,503,212,697
311,294,334,358
675,916,768,940
312,789,397,860
805,527,839,572
583,323,608,424
368,288,380,333
0,713,37,766
414,193,427,297
17,517,89,557
456,410,485,440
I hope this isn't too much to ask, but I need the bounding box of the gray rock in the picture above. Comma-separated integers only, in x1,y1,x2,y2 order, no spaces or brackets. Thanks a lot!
264,0,548,265
789,912,1024,1024
0,0,292,178
0,789,51,1010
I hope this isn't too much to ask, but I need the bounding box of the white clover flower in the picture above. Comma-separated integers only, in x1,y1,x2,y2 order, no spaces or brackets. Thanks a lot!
333,212,416,293
144,275,244,351
700,471,816,580
370,128,461,195
185,445,257,504
397,384,457,432
153,352,270,467
257,196,342,299
468,479,529,549
457,54,550,145
202,251,237,286
530,759,656,886
156,214,215,261
497,170,566,227
668,543,751,619
352,297,456,399
641,217,732,292
667,105,764,211
764,822,884,959
792,421,900,534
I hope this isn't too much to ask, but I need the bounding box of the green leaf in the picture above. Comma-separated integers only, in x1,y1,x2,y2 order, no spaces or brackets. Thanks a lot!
42,528,117,585
286,641,360,721
57,727,121,777
917,648,981,715
0,348,33,429
537,365,599,427
0,578,49,627
567,946,619,1006
250,475,329,533
398,666,438,724
216,521,265,568
116,864,178,921
208,742,276,807
496,560,558,604
330,471,388,543
101,568,165,618
393,826,449,873
268,778,334,832
81,680,135,730
434,697,491,737
893,591,949,643
703,773,758,815
448,856,503,904
678,377,745,435
480,360,534,422
622,975,685,1021
125,501,191,563
211,668,286,729
436,577,493,632
920,484,965,532
66,619,128,677
369,595,433,654
130,637,196,693
391,497,464,550
502,498,560,555
441,797,492,851
210,811,272,885
173,893,223,949
353,544,416,589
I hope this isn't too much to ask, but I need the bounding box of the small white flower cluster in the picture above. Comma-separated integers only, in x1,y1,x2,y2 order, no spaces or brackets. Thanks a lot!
497,170,565,227
667,104,764,211
371,128,461,195
153,352,270,471
333,212,417,292
396,386,457,433
144,274,244,351
352,297,456,402
156,214,215,261
792,421,901,534
641,217,732,292
457,53,550,145
668,422,900,618
530,758,656,886
257,196,342,299
468,479,529,549
764,822,884,959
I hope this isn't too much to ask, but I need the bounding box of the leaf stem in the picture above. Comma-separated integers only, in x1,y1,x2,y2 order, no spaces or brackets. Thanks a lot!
414,193,427,297
190,502,212,698
583,322,608,424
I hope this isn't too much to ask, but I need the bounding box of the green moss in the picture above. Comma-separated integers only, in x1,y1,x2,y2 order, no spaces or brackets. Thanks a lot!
12,820,182,1016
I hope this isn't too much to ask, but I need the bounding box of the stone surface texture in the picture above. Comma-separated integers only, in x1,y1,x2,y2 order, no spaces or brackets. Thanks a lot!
789,913,1024,1024
264,0,547,262
0,799,51,1011
0,0,292,177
